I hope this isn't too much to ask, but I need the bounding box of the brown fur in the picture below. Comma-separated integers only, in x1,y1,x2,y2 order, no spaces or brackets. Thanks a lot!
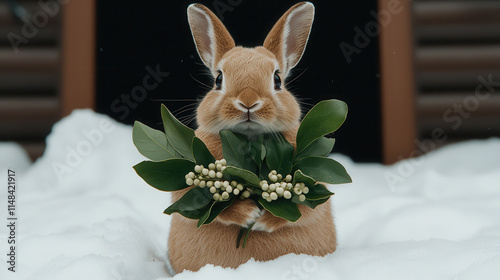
169,2,336,273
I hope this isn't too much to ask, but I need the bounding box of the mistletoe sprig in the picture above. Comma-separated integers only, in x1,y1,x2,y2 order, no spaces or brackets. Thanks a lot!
132,100,351,231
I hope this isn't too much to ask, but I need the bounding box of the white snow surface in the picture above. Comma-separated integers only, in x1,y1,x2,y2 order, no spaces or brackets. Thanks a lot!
1,109,500,280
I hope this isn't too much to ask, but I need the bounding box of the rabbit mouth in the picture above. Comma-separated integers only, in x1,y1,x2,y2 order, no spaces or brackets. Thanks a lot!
232,119,264,135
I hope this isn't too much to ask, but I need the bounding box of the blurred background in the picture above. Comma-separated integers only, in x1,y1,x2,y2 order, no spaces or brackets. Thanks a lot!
1,0,499,163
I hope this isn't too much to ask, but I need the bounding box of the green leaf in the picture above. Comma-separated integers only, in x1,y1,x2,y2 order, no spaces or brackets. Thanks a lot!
236,227,245,248
132,121,180,161
292,169,316,187
133,159,195,191
304,183,334,200
222,166,261,187
164,187,213,219
242,222,254,248
198,198,235,227
263,133,294,176
294,156,352,184
292,196,330,209
197,201,216,227
161,104,195,161
295,137,335,162
296,99,347,154
192,137,215,166
258,197,301,222
220,130,257,173
291,170,334,208
235,133,265,168
166,137,184,159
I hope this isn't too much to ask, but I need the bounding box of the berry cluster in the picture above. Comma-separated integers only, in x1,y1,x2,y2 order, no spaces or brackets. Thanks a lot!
259,170,309,202
185,161,310,203
184,159,252,201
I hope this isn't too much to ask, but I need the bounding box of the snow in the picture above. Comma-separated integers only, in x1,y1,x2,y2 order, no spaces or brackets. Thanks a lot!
1,109,500,279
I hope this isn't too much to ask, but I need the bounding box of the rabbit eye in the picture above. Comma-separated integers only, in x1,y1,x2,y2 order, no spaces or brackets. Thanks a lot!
274,71,281,90
215,71,223,90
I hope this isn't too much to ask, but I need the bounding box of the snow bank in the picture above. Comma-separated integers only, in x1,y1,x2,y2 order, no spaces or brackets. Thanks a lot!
1,110,499,280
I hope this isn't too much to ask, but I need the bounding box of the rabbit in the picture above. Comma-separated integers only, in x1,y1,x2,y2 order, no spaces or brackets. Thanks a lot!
168,2,337,273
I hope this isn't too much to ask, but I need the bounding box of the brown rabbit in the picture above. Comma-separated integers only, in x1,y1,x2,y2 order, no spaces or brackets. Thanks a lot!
168,2,336,273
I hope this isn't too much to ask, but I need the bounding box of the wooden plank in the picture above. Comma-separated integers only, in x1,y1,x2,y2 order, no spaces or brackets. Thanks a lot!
0,47,59,71
0,120,55,139
414,1,500,25
416,24,500,44
379,0,417,164
0,73,58,90
0,97,59,119
417,92,500,117
60,0,95,116
418,70,500,90
418,116,500,137
416,45,500,72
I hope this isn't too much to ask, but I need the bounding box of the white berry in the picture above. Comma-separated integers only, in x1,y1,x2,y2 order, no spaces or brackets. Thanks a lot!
220,159,227,165
269,183,276,191
237,184,244,191
283,191,292,199
221,192,229,200
262,192,270,199
202,168,209,176
210,187,217,193
186,178,194,185
226,186,233,193
242,190,251,198
285,174,292,182
199,181,206,188
207,181,214,187
216,172,223,178
208,163,216,170
194,165,202,173
213,193,220,200
193,179,200,186
270,192,278,200
261,183,269,191
276,187,284,195
299,194,306,202
233,189,240,195
214,181,221,188
209,170,216,178
302,187,309,194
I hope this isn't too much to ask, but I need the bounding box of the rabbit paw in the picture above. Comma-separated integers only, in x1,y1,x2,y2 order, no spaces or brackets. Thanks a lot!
253,211,289,232
216,199,262,227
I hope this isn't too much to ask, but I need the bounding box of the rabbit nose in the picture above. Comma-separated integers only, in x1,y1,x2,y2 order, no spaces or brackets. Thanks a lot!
235,100,262,113
235,88,262,112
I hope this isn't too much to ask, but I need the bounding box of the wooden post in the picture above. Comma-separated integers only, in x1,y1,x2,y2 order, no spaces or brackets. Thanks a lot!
378,0,417,164
61,0,96,116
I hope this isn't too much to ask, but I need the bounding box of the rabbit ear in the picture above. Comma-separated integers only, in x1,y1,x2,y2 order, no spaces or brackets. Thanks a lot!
263,2,315,77
187,4,235,71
